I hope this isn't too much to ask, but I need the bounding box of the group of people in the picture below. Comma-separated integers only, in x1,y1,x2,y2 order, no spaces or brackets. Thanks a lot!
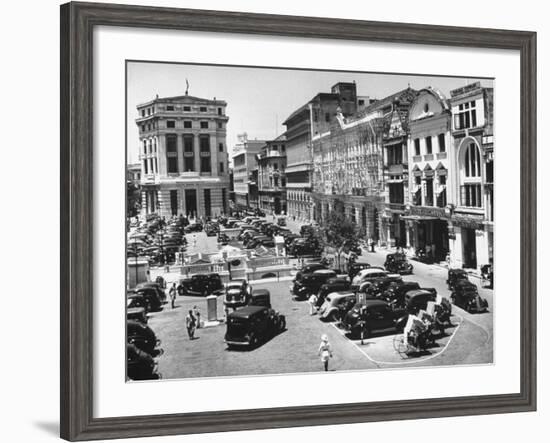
168,283,201,340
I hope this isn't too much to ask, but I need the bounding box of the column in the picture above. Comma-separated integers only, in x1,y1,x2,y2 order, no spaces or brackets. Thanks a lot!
158,134,167,176
211,134,218,176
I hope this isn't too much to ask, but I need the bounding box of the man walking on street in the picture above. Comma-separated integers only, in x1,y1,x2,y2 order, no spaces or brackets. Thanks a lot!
193,305,201,329
185,310,196,339
169,283,177,309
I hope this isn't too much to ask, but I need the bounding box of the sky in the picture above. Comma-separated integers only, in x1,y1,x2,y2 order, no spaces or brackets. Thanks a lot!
127,62,493,164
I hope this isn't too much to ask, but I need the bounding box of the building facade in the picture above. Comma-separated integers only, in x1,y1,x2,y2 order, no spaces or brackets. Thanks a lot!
257,134,287,215
403,88,453,261
284,82,369,222
231,133,266,210
135,93,230,218
448,82,494,269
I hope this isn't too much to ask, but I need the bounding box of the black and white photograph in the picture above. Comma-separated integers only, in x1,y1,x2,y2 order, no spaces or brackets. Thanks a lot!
126,61,494,381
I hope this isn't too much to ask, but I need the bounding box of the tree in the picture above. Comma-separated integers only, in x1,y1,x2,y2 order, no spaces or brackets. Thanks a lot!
127,181,141,219
300,224,324,256
321,209,359,270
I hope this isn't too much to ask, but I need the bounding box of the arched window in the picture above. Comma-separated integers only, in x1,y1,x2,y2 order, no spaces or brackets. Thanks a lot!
460,141,483,208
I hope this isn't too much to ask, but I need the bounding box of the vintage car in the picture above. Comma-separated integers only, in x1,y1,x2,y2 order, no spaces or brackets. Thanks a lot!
318,291,357,321
177,273,224,297
184,222,203,233
293,262,327,283
402,289,438,314
127,320,160,355
245,235,274,249
384,253,414,274
224,279,252,309
481,263,494,289
446,268,470,291
127,287,162,312
283,233,301,247
292,269,337,300
364,275,404,297
127,306,148,324
381,281,421,305
217,232,230,245
249,289,272,308
316,279,352,307
239,229,260,242
135,281,167,302
351,268,390,290
224,305,286,348
342,299,408,338
451,280,489,313
348,262,371,280
288,238,321,257
243,233,267,248
127,343,159,381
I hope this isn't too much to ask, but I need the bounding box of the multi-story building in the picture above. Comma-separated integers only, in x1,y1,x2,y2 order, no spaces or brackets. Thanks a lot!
403,88,452,261
284,82,369,222
448,82,494,269
231,133,266,210
135,92,230,218
311,87,415,243
257,134,287,215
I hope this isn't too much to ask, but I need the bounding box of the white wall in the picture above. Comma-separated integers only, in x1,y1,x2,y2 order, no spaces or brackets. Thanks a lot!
1,1,547,443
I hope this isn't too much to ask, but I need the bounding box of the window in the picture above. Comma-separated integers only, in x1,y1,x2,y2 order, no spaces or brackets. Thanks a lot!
281,145,286,152
218,143,224,152
460,184,482,207
166,105,174,111
141,110,145,117
200,106,207,112
184,121,192,128
425,178,434,206
166,134,178,173
274,177,279,187
217,107,222,115
425,136,432,154
281,178,286,187
455,101,478,130
274,163,278,170
438,133,446,152
325,112,330,122
217,122,223,129
183,106,191,111
200,135,211,173
464,142,481,177
414,138,421,156
143,159,148,174
166,120,175,128
200,121,208,129
358,99,365,105
183,135,194,172
143,140,147,154
219,162,224,173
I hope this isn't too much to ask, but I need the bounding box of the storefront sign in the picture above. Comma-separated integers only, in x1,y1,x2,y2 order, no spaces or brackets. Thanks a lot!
452,214,484,229
408,206,447,219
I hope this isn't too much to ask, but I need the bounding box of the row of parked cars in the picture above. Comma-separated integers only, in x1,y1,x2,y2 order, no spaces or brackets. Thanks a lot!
290,255,488,344
126,280,166,380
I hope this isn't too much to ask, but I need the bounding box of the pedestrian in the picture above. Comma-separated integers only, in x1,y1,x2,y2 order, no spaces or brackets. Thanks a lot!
169,282,177,309
308,293,318,315
318,334,333,372
185,310,196,339
193,305,201,329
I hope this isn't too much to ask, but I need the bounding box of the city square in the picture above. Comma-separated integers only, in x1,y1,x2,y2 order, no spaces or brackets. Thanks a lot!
126,62,494,381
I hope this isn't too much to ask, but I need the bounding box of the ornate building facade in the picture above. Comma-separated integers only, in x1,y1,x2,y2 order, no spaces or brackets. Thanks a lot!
257,134,287,215
135,93,230,218
231,133,266,210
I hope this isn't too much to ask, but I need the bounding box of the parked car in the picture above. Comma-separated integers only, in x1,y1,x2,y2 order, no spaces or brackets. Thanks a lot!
135,281,167,302
217,232,229,245
245,235,273,249
402,289,438,314
384,253,414,274
480,263,494,289
351,268,390,290
127,306,148,324
224,305,285,348
127,343,159,381
276,217,286,226
224,279,252,309
292,269,337,300
318,291,357,321
204,223,219,236
177,273,224,296
127,320,160,355
294,262,327,284
348,262,371,280
249,289,271,308
451,280,489,313
184,222,203,233
365,275,404,297
316,279,352,307
288,238,321,257
446,268,470,291
381,281,421,305
128,287,162,312
342,299,408,338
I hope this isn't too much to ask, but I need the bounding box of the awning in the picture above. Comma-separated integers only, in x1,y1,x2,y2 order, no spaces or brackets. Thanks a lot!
401,215,439,221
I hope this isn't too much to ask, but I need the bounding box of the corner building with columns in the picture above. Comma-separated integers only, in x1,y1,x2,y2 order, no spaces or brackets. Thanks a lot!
135,93,230,219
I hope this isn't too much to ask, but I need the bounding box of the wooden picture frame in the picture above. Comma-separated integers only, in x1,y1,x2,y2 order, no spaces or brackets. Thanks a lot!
60,1,536,440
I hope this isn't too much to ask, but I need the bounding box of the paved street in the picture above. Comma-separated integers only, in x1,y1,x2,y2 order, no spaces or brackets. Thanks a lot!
146,229,493,379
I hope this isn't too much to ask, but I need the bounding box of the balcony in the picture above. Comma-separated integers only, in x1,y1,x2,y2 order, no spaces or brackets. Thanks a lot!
424,154,434,161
